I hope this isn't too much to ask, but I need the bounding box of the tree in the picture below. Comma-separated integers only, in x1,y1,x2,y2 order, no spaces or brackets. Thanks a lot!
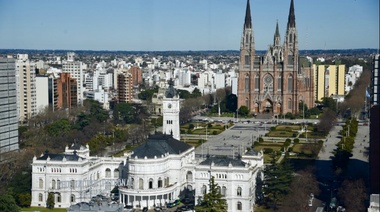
337,179,367,211
46,192,55,209
321,97,337,112
195,176,227,212
262,154,293,209
113,103,135,124
238,106,249,116
0,194,20,212
280,167,320,212
225,94,237,112
317,108,337,135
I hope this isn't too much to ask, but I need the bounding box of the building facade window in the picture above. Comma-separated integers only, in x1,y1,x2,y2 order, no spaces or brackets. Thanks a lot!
255,75,259,91
288,99,292,109
221,186,226,197
158,178,162,188
202,185,207,194
245,75,249,92
114,169,119,178
278,76,282,91
39,179,43,189
57,194,61,203
237,201,242,210
237,187,242,196
139,178,144,190
71,194,75,203
288,75,293,92
149,178,153,189
52,179,56,189
38,193,43,202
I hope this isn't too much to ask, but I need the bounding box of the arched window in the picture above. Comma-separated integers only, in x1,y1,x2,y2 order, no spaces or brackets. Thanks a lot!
237,187,242,196
39,179,43,189
186,171,193,181
130,178,135,189
56,193,61,203
277,76,282,91
221,186,227,196
201,185,207,194
38,193,43,202
237,201,242,210
149,178,153,189
245,98,249,107
57,180,61,190
288,75,293,92
97,172,100,180
52,179,56,189
245,75,249,92
114,169,119,178
165,177,169,187
105,168,111,178
71,194,75,203
217,186,221,194
158,178,162,188
139,178,144,190
288,98,292,110
254,75,259,90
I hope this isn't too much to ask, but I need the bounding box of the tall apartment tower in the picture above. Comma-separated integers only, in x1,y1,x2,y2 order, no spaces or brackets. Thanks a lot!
237,0,314,115
369,54,379,194
62,52,85,106
16,54,37,122
56,73,77,110
0,58,19,154
313,64,346,101
117,72,133,103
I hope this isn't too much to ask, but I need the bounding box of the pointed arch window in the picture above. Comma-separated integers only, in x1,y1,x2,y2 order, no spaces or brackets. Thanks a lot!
245,75,249,92
288,98,292,110
277,76,282,91
288,75,293,92
254,75,259,91
245,55,250,65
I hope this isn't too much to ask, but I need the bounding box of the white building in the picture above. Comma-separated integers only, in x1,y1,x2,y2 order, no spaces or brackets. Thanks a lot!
345,65,363,93
31,83,264,212
16,54,37,121
35,76,49,113
215,70,225,90
62,52,87,106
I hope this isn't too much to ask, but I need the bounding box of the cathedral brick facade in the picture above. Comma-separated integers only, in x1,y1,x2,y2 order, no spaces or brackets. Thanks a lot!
237,0,314,115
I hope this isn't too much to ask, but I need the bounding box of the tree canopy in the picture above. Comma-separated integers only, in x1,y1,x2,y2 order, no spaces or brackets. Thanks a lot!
195,176,227,212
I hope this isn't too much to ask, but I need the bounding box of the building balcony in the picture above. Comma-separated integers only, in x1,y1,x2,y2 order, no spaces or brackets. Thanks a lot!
119,182,178,196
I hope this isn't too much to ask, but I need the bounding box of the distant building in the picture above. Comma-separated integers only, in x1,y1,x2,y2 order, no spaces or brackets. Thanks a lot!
62,52,86,106
215,70,225,90
35,76,50,113
127,66,143,87
0,58,19,154
313,64,345,101
56,73,77,110
345,65,363,93
237,0,314,115
369,54,379,194
117,72,134,103
16,54,37,121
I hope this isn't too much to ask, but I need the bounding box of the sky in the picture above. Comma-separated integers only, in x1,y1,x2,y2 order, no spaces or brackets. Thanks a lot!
0,0,378,51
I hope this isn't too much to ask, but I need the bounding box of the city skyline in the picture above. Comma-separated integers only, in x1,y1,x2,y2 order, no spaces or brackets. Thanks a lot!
0,0,378,51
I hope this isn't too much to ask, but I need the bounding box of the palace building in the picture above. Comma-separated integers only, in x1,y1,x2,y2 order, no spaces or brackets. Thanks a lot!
237,0,314,116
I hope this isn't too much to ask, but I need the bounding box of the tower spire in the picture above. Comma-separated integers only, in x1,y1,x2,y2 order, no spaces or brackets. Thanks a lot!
244,0,252,29
287,0,296,28
275,20,280,37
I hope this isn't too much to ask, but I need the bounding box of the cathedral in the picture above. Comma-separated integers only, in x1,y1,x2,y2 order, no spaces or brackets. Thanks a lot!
237,0,314,116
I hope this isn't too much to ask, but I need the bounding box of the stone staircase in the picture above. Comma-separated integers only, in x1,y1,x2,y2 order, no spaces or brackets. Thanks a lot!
255,113,273,120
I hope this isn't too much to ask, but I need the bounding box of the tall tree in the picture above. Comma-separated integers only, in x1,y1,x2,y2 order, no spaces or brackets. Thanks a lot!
337,179,367,211
0,194,20,212
262,154,293,209
195,176,227,212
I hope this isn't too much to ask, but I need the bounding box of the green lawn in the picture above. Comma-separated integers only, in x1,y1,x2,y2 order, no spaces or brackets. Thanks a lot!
21,207,67,212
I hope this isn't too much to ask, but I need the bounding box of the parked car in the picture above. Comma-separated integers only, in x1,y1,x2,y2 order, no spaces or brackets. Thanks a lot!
167,199,181,208
142,207,148,212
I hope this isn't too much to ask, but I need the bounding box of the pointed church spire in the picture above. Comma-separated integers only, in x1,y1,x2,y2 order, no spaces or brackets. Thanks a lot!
287,0,296,28
275,20,280,37
244,0,252,29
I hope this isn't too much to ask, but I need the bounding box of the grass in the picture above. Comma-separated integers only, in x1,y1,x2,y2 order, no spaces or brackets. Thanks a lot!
21,207,67,212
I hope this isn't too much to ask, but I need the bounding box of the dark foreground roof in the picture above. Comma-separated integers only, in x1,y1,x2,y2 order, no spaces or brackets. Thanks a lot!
244,148,259,156
131,133,193,159
37,153,84,161
199,156,246,167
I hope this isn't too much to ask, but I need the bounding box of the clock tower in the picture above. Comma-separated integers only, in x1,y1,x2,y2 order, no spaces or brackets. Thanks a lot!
162,80,180,140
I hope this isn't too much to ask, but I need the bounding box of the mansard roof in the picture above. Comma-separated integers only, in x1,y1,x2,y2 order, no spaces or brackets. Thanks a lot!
131,133,193,159
37,153,85,161
199,156,246,167
244,148,259,156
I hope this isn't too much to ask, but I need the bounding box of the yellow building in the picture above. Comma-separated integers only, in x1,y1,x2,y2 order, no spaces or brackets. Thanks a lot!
313,64,345,101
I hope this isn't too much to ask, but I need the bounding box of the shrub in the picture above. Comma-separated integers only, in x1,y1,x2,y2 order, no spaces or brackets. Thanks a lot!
180,129,186,134
270,127,276,131
187,129,192,134
188,123,195,129
288,147,293,152
258,137,264,142
294,138,300,144
318,140,324,145
207,123,213,128
254,141,260,146
285,138,291,143
292,133,297,137
212,130,218,135
263,148,273,154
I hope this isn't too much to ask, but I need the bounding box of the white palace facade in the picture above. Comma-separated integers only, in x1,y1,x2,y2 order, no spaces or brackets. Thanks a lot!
31,82,264,212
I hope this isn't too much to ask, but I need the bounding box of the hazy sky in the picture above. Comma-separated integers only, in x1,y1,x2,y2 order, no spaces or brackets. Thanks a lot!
0,0,378,51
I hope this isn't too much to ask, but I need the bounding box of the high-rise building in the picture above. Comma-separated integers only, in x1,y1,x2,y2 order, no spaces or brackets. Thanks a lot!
127,66,143,86
313,64,345,101
0,58,19,154
62,52,85,106
237,0,314,115
117,72,133,103
56,73,77,110
16,54,37,122
369,54,379,194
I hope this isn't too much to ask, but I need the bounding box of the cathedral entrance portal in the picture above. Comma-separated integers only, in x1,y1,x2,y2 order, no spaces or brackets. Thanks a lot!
263,99,273,113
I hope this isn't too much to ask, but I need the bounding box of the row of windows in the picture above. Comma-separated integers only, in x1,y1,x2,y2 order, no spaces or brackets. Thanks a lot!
166,120,173,124
201,185,243,197
244,75,293,92
38,193,75,203
128,177,170,190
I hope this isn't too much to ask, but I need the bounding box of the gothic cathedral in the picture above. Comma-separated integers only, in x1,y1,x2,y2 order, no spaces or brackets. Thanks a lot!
237,0,314,116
